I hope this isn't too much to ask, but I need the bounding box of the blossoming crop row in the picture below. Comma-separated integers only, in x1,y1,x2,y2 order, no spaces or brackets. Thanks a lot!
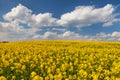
0,40,120,80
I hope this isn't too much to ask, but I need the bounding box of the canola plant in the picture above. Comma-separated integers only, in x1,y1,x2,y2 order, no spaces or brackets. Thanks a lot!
0,40,120,80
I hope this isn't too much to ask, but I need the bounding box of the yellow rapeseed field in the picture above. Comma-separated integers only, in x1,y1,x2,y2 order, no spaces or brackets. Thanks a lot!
0,40,120,80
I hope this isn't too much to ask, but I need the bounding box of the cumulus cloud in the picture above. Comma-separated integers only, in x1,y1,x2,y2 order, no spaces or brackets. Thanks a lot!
43,32,58,39
95,32,120,41
0,4,58,41
33,31,120,41
31,13,58,27
3,4,32,22
52,28,66,32
57,4,118,27
32,32,58,39
3,4,120,28
111,31,120,37
62,31,79,39
0,4,120,41
33,31,81,40
0,21,39,41
103,18,120,27
3,4,58,28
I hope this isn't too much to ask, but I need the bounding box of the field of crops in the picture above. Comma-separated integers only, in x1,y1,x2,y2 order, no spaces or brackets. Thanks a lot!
0,40,120,80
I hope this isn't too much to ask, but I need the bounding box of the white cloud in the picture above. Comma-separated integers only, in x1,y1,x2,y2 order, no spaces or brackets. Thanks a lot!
3,4,32,23
93,32,120,41
3,4,120,28
111,31,120,37
103,18,120,27
33,31,120,41
0,21,39,41
33,32,59,39
62,31,79,39
30,13,58,27
43,32,58,39
0,4,120,41
57,4,118,27
3,4,58,28
52,28,66,32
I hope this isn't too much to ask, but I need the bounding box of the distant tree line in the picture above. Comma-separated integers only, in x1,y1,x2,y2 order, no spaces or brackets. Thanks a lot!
0,41,9,43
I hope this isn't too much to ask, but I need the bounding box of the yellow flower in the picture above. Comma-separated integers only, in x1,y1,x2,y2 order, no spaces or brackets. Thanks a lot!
0,40,120,79
3,61,9,67
31,71,37,77
93,75,98,80
73,75,77,79
32,75,40,80
79,69,88,78
116,78,120,80
11,76,16,80
45,76,49,80
0,68,3,74
30,64,36,69
49,74,54,80
47,68,51,73
0,76,7,80
21,65,26,70
14,63,22,69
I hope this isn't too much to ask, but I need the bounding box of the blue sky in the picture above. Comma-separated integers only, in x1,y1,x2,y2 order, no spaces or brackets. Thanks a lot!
0,0,120,41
